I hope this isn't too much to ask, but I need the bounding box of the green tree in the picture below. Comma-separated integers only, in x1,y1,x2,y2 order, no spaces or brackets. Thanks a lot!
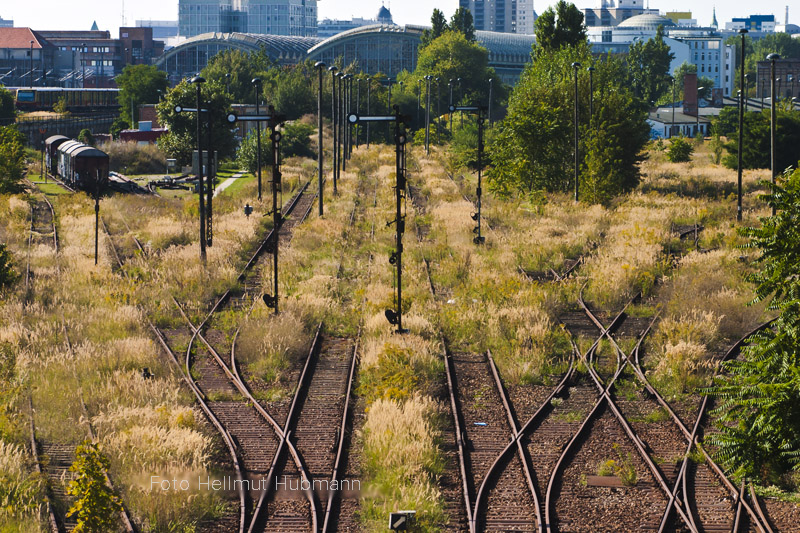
727,33,800,95
0,125,26,193
666,136,694,162
487,44,648,200
722,107,800,171
271,67,315,121
0,86,14,120
449,7,475,41
534,0,587,53
672,61,713,101
236,121,314,172
421,9,449,49
201,48,274,103
407,31,506,129
707,167,800,482
78,128,95,146
116,64,169,126
157,79,235,166
627,25,674,104
67,442,122,533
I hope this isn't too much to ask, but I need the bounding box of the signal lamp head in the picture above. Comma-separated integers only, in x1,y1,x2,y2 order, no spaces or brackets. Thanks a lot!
385,309,400,326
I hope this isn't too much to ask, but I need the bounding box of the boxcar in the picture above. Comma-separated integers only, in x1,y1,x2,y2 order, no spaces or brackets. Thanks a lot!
44,135,70,176
56,140,109,190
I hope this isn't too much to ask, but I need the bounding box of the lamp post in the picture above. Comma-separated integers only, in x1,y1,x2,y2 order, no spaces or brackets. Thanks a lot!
29,40,34,87
315,61,325,217
424,75,431,154
435,77,441,145
776,76,782,99
457,77,462,128
193,76,207,263
225,73,230,95
488,78,494,126
253,77,263,201
328,66,337,193
760,79,766,109
744,73,750,111
736,29,748,222
572,62,581,202
768,53,780,216
356,77,362,147
588,66,595,124
366,76,372,147
417,78,422,125
448,79,454,131
671,76,676,138
81,43,86,89
696,86,705,137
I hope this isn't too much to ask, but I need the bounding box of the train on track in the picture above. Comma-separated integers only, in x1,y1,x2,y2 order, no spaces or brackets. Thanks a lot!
45,135,109,190
8,87,120,112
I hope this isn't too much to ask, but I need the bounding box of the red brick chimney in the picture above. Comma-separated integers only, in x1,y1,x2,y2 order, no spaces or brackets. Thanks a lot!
683,73,698,117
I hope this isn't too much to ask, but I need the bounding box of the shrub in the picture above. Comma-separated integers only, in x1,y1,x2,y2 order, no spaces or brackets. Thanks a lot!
667,137,693,163
0,244,17,289
78,128,95,146
67,441,122,533
100,141,166,175
0,125,25,193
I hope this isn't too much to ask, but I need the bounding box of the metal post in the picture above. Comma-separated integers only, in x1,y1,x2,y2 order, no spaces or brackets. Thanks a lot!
744,73,750,111
424,76,431,154
768,53,780,216
696,86,705,137
348,75,354,158
588,67,595,124
417,78,422,125
193,76,207,264
736,29,748,222
436,78,441,145
356,77,361,148
457,78,462,129
225,72,230,95
475,110,485,244
366,78,371,147
270,109,280,314
253,77,263,201
342,74,349,170
449,79,454,132
488,78,493,126
572,62,581,202
316,62,325,216
206,99,213,247
94,194,100,265
393,107,407,334
338,73,344,179
672,77,676,138
328,66,337,193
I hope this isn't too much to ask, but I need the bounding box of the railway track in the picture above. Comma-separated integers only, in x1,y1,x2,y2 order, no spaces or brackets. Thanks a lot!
23,189,58,301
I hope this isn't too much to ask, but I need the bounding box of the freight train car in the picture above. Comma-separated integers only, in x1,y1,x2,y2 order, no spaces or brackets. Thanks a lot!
44,135,70,176
55,139,109,190
11,88,120,112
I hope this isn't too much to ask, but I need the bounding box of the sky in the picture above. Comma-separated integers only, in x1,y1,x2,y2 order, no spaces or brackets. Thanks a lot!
3,1,794,33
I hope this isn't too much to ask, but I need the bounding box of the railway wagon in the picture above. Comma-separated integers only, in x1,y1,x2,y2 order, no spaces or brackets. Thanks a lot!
44,135,70,176
12,88,120,112
56,140,109,190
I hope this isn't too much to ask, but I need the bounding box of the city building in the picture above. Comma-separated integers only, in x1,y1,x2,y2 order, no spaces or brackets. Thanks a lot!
664,12,696,27
0,28,52,87
458,0,538,34
587,14,736,97
157,24,537,85
724,14,776,32
757,58,800,100
178,0,318,38
0,15,13,28
136,20,180,39
318,6,393,38
583,0,659,28
119,27,164,67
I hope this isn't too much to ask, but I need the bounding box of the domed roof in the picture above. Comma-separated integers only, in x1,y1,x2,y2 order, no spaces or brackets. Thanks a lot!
617,14,677,30
377,6,393,23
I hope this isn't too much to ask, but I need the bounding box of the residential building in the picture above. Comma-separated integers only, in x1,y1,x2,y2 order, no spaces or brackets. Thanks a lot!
0,15,12,28
459,0,537,34
664,12,696,27
0,28,53,87
178,0,318,38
